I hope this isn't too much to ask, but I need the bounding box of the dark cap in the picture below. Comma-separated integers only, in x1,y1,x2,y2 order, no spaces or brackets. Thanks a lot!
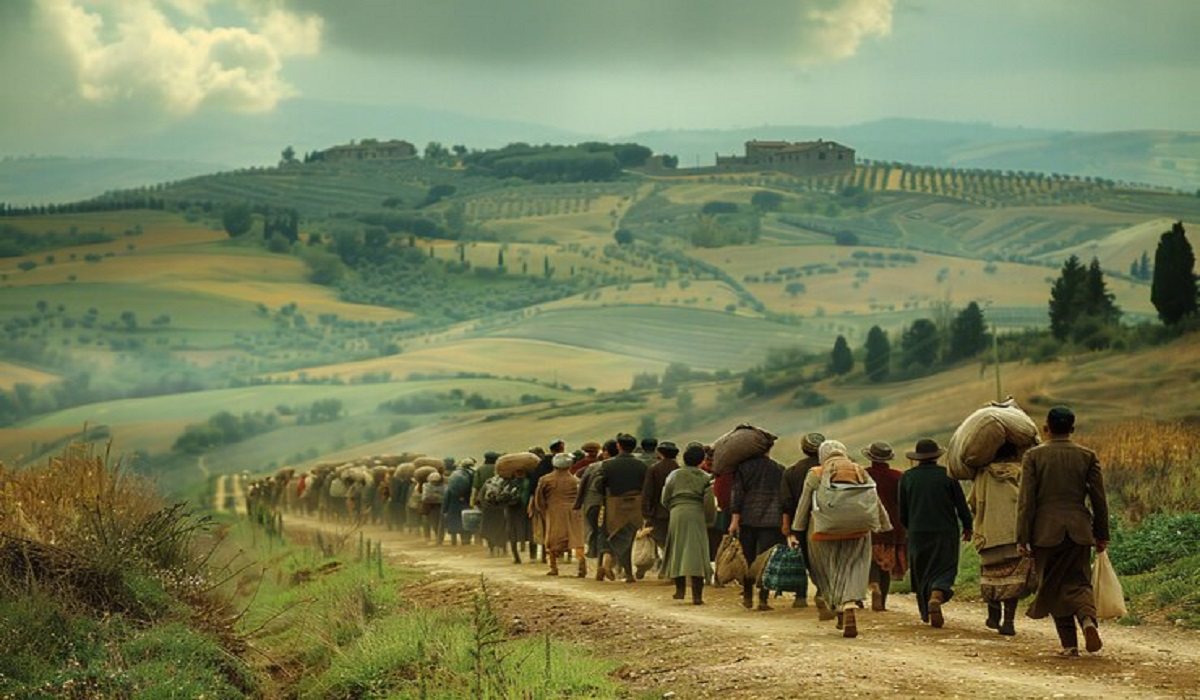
1047,405,1075,432
657,441,679,457
549,438,565,451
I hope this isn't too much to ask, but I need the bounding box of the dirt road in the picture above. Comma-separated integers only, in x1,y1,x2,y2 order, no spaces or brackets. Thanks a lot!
283,514,1200,699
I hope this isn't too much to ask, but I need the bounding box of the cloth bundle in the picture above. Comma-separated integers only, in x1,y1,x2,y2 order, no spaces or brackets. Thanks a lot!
711,424,778,475
946,398,1039,480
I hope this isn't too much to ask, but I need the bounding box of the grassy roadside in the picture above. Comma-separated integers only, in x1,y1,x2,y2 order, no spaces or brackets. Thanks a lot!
0,443,623,698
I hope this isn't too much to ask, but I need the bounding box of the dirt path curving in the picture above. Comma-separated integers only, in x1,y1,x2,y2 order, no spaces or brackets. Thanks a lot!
283,514,1200,699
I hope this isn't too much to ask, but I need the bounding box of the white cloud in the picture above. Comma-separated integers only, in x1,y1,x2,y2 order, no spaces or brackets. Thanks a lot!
35,0,322,115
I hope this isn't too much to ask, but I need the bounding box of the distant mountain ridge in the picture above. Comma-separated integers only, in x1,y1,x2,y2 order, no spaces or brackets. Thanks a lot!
4,101,1197,204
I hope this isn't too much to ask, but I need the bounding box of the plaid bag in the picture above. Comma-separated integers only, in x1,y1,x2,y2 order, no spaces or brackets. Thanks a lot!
760,544,807,594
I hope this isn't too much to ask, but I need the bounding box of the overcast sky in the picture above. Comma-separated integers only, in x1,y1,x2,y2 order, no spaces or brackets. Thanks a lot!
2,0,1197,155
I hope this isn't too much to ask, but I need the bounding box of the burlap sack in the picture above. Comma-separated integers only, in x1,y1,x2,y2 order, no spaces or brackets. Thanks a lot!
946,398,1039,480
396,462,416,480
496,452,539,478
413,465,438,484
413,456,445,470
714,534,749,585
712,424,778,475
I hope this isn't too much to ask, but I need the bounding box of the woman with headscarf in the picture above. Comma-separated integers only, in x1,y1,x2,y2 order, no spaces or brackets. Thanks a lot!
970,442,1034,636
473,451,508,556
661,442,715,605
533,452,587,576
442,458,476,546
791,440,890,638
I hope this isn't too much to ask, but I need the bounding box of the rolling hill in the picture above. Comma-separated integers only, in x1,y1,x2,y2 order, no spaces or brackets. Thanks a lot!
1,152,1197,493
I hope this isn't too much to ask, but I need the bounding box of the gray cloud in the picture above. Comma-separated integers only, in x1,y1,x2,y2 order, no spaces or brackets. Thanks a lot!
0,0,321,153
288,0,894,68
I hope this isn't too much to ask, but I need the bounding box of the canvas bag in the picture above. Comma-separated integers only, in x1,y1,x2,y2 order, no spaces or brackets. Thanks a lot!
811,462,880,535
1092,551,1127,619
761,544,807,594
714,534,748,585
632,527,657,570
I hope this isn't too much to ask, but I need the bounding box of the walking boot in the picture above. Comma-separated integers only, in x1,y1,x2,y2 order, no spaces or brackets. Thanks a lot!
756,590,773,612
870,582,884,612
1081,617,1103,653
691,577,705,606
577,558,587,578
928,590,946,628
673,577,687,600
986,601,1002,630
843,607,858,638
998,599,1017,636
792,595,808,609
545,554,559,576
511,542,522,565
741,582,754,609
815,595,836,621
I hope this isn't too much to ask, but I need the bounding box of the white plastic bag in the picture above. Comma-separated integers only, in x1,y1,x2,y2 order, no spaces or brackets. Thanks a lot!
1092,551,1127,619
632,528,657,570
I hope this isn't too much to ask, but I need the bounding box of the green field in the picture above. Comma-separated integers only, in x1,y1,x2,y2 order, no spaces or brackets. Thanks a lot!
477,305,815,369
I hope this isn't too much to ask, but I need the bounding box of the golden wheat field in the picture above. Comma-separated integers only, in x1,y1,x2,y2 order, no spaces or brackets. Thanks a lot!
691,244,1156,320
0,361,59,390
265,336,668,391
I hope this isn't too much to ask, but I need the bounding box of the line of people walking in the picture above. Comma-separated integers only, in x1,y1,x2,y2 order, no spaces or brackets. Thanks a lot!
252,403,1110,656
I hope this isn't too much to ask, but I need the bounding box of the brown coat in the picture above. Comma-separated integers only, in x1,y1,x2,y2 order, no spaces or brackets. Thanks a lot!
1016,437,1109,548
534,470,584,552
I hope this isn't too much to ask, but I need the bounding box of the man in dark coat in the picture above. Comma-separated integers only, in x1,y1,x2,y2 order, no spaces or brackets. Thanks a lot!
729,448,786,610
595,433,648,583
1017,406,1110,656
779,431,823,608
899,438,972,628
641,441,681,577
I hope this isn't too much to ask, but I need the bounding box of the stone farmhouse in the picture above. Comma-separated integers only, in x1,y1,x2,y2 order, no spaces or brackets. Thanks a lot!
716,139,855,174
322,139,417,162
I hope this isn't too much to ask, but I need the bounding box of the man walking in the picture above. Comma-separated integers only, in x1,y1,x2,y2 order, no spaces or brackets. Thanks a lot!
1017,406,1109,656
595,434,649,582
780,432,823,608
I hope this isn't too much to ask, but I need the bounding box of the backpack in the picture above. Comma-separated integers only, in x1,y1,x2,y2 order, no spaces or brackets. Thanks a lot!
482,475,523,507
811,460,880,535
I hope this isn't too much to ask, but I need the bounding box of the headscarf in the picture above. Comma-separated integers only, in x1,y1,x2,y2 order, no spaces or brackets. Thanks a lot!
818,439,848,465
552,453,575,470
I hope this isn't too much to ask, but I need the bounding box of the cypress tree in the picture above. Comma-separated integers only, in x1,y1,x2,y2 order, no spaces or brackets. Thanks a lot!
1151,221,1198,326
900,318,939,369
864,326,891,382
1048,255,1086,341
947,301,988,362
829,335,853,375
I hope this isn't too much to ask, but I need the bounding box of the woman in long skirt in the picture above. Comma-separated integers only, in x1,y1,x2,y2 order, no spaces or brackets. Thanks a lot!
662,443,714,605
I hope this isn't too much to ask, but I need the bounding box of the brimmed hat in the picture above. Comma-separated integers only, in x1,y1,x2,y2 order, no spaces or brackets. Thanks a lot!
581,441,601,453
657,441,679,456
862,441,894,462
906,438,945,461
459,457,476,469
800,432,826,455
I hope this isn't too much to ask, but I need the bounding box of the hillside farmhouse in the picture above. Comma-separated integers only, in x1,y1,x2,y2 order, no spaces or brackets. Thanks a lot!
716,139,855,174
322,139,417,162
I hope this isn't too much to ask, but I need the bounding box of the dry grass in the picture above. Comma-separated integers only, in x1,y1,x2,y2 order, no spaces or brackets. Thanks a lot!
0,361,59,390
1087,420,1200,521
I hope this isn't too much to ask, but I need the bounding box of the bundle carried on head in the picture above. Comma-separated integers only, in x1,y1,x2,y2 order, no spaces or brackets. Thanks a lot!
496,452,539,479
946,397,1039,480
413,465,439,484
711,424,778,475
395,463,416,480
412,456,445,471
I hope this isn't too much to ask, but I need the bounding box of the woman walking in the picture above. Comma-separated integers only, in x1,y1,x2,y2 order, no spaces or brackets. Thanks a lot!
792,440,890,638
661,443,714,605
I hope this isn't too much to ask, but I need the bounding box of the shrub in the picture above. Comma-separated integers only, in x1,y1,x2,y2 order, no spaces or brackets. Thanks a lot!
1109,513,1200,576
